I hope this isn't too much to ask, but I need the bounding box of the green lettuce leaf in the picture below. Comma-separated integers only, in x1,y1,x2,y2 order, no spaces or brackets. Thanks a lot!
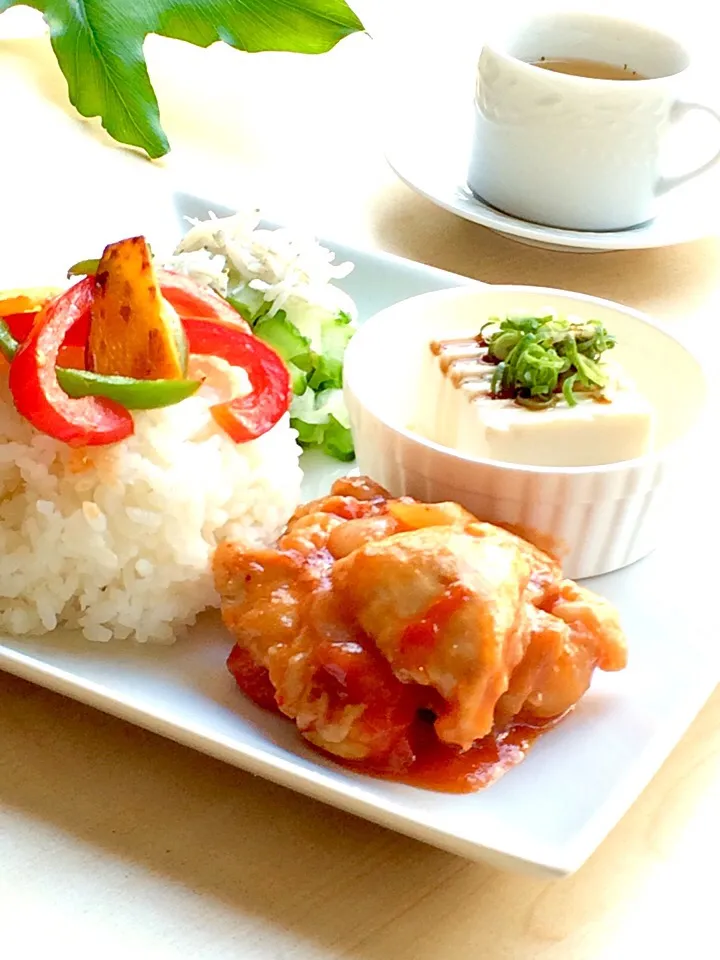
0,0,364,158
252,312,310,395
224,291,357,461
321,414,354,461
226,288,270,324
307,311,354,390
290,386,354,461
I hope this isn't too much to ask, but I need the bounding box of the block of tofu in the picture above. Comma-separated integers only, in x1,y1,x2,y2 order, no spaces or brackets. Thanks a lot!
413,339,655,467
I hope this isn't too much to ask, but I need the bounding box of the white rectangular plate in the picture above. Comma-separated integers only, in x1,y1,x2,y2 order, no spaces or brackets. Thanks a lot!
0,193,717,877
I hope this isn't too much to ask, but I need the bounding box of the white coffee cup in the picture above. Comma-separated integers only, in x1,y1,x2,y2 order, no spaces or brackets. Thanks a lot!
467,11,720,231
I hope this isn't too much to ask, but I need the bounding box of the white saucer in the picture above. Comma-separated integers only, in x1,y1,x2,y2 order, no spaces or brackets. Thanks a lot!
385,97,720,254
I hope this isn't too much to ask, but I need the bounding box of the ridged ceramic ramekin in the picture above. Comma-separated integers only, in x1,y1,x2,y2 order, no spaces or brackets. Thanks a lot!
344,285,707,579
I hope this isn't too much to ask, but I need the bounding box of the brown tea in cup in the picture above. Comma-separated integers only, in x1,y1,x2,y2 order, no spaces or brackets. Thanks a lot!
531,57,645,80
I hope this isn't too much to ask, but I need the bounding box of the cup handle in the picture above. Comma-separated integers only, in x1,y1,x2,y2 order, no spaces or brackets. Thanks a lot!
655,100,720,196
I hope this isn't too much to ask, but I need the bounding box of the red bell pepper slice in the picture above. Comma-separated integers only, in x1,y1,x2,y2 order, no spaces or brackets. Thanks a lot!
182,317,291,442
5,308,91,349
8,277,134,447
158,270,250,331
4,312,38,343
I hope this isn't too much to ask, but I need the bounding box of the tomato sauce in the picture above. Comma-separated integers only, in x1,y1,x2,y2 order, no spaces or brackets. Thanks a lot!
399,582,469,663
320,710,562,794
227,637,565,795
396,712,561,793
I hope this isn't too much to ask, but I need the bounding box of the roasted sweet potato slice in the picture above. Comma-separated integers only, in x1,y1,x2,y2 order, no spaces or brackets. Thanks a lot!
88,236,188,380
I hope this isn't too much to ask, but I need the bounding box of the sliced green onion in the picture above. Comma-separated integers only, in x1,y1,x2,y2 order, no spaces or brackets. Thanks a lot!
481,313,615,408
490,361,505,397
562,373,578,407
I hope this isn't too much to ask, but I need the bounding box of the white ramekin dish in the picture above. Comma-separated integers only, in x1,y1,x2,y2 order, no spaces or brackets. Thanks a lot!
343,285,707,579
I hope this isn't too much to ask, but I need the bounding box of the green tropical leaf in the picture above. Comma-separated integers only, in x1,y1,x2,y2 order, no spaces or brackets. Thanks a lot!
0,0,364,158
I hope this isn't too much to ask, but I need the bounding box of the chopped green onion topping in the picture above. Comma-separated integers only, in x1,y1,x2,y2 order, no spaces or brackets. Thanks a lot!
480,314,616,408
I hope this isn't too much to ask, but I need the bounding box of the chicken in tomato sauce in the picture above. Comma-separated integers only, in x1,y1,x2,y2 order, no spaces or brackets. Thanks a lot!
213,477,627,793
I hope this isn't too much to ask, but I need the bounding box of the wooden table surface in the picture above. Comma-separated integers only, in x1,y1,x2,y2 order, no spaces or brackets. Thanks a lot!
0,4,718,957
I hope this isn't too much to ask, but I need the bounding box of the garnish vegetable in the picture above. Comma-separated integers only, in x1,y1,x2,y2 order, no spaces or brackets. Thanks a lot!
0,287,63,317
183,317,292,443
8,279,135,447
0,320,17,361
235,299,355,460
169,214,357,461
480,315,617,409
0,319,200,409
158,271,252,331
1,234,292,447
88,237,188,379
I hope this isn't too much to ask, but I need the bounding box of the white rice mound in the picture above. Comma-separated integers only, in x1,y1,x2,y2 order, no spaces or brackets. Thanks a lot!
0,358,302,644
